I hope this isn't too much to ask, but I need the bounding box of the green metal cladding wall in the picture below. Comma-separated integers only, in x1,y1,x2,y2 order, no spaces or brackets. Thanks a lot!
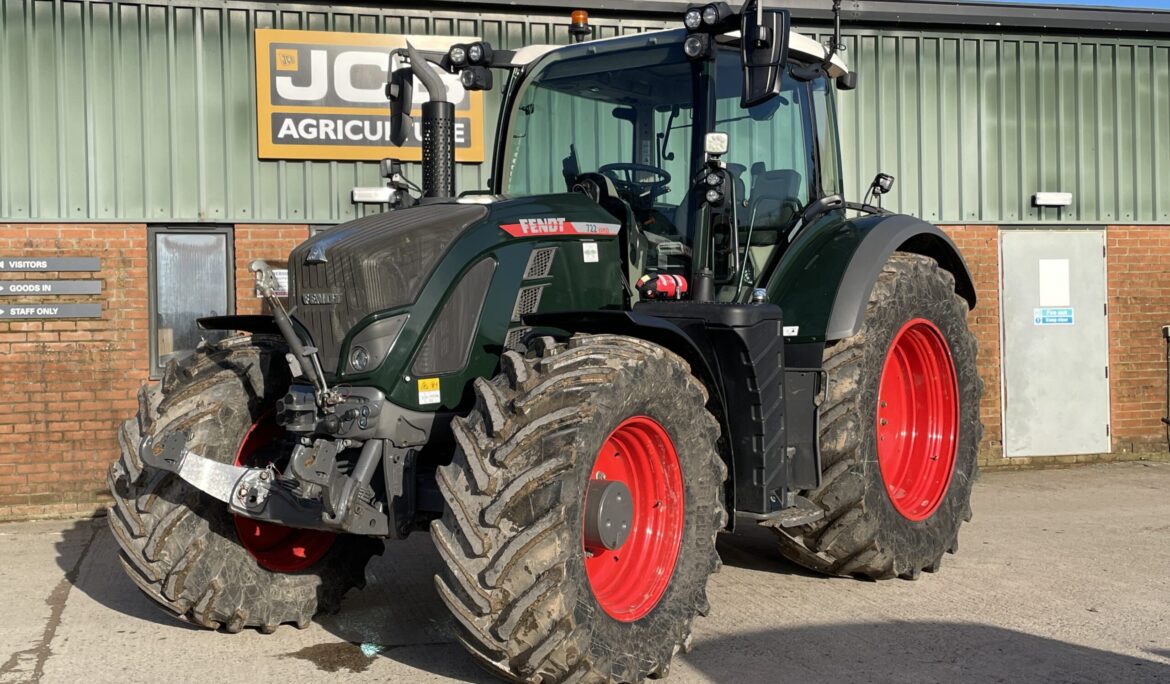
0,0,1167,225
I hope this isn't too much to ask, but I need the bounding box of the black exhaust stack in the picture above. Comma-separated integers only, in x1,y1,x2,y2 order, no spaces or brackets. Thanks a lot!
388,42,456,199
406,42,455,199
420,100,456,199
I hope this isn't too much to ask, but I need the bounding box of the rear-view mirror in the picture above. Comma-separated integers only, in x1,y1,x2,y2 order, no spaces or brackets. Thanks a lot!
386,51,414,146
740,1,790,108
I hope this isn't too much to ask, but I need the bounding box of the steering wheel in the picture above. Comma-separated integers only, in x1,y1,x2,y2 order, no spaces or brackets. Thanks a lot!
598,163,672,200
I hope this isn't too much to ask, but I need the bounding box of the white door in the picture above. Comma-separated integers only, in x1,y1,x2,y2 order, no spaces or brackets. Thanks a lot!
1000,230,1110,457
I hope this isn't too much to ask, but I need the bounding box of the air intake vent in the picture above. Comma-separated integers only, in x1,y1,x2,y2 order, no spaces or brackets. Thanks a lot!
504,327,531,351
512,285,545,322
523,247,557,279
412,258,496,376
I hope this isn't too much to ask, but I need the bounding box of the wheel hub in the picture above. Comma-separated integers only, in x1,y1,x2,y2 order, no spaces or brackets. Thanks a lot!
583,416,685,623
583,479,634,552
875,318,959,522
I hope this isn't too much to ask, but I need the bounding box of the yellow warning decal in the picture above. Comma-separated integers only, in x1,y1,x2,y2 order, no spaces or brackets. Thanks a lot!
417,377,441,405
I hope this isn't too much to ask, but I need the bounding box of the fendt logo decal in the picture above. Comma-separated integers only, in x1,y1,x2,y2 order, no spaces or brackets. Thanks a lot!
499,219,622,238
254,29,486,162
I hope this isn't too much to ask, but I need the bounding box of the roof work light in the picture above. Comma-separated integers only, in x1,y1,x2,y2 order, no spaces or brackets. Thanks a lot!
684,3,736,33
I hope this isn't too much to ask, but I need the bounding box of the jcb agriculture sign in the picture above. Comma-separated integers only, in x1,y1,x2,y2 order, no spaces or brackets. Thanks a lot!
254,29,485,162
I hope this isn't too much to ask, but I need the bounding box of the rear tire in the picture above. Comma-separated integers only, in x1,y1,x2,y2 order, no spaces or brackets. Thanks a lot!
107,335,382,632
432,334,727,683
770,253,983,579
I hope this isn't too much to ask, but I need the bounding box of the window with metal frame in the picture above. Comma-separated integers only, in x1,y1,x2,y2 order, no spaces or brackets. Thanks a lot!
147,227,234,378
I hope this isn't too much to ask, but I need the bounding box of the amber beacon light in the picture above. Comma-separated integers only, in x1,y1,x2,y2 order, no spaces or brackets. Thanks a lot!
570,9,592,42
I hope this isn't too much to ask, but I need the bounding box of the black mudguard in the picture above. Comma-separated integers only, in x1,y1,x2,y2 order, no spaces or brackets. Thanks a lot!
197,315,281,336
826,213,976,340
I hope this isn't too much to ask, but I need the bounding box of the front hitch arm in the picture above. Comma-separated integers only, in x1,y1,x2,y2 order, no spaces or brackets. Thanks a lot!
138,431,380,534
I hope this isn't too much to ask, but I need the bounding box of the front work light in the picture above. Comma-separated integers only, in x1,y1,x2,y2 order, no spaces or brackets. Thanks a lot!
467,41,493,65
448,45,467,67
684,3,735,33
460,66,493,91
684,33,713,60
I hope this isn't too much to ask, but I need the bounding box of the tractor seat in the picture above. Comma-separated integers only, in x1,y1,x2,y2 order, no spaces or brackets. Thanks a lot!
740,169,804,272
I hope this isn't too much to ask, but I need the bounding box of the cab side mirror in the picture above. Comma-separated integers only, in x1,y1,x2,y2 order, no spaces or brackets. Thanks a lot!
740,1,790,108
385,51,415,147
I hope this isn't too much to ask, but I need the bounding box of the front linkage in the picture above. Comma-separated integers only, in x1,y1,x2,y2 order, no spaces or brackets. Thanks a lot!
136,262,435,541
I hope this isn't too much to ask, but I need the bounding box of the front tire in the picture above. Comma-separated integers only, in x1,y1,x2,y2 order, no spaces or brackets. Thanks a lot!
107,335,382,632
770,253,983,579
432,335,727,683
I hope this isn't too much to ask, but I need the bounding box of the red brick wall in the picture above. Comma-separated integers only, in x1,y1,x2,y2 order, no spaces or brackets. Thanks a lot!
944,224,1170,468
1,222,1166,518
0,226,149,520
941,226,1004,461
1106,227,1170,454
0,224,306,521
233,225,313,315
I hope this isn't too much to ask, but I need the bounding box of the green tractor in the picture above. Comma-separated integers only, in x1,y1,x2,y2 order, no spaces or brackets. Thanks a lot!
108,2,981,681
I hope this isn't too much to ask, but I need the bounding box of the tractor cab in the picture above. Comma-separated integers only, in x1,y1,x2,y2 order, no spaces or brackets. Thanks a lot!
496,29,846,302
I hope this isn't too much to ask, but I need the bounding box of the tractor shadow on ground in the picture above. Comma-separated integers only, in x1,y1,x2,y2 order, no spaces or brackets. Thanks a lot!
715,521,823,577
314,531,496,683
680,623,1170,683
65,515,1170,683
54,516,202,630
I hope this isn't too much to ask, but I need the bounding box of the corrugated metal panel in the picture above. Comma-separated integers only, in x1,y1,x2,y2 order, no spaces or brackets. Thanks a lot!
0,0,668,224
828,28,1170,224
1,2,1167,224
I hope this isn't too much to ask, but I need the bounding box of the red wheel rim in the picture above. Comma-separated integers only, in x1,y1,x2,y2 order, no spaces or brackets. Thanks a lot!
876,318,959,522
233,413,335,572
583,416,684,622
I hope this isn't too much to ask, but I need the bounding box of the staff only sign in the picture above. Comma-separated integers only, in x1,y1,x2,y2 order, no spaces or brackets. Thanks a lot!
254,29,485,162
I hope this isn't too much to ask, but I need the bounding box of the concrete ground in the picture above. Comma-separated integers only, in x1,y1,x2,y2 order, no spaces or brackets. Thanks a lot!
2,462,1169,684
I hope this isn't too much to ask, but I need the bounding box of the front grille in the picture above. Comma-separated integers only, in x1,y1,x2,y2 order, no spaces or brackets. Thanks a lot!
412,258,496,376
288,204,487,373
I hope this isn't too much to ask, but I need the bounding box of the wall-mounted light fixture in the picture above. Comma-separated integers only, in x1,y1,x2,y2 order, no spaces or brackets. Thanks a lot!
1033,192,1073,207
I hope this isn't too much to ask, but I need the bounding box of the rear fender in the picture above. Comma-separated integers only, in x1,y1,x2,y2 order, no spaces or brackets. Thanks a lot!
766,212,976,343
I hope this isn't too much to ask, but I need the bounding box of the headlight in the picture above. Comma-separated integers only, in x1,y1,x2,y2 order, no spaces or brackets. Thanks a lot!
683,8,702,30
346,314,408,374
705,189,723,204
350,346,370,372
449,45,467,66
702,4,721,25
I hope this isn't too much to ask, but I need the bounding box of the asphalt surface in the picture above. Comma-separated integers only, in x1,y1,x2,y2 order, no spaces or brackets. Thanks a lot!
1,461,1169,684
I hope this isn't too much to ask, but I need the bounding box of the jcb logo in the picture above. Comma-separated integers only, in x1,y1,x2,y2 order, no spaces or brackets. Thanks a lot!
255,29,485,162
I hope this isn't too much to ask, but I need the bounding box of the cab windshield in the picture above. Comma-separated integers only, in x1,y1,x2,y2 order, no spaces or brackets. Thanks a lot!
502,43,700,269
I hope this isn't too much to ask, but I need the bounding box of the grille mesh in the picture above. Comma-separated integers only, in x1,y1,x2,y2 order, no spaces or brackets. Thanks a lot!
523,247,557,279
512,285,545,322
504,327,531,351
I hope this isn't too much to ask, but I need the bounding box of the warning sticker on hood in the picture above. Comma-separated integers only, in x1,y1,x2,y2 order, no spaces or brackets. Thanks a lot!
418,377,441,405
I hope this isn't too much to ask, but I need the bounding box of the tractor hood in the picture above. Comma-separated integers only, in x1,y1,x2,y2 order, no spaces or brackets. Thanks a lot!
288,203,488,373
